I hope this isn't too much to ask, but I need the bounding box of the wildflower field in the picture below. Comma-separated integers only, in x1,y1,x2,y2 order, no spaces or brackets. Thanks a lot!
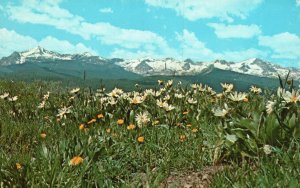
0,78,300,187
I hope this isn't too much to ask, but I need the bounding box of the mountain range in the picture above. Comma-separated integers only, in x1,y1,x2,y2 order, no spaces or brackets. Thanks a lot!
0,46,299,82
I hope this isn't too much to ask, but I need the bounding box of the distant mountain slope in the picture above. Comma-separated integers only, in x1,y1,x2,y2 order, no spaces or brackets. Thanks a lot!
0,46,299,82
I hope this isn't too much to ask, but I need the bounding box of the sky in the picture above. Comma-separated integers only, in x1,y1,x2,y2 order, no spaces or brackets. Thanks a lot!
0,0,300,67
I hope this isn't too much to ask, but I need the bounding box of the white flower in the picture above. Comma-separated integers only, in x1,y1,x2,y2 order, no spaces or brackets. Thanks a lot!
187,98,197,104
129,94,143,104
163,103,175,111
0,92,9,99
107,88,123,98
221,83,234,93
175,93,184,98
154,91,161,97
108,98,118,105
160,88,166,92
43,92,50,100
282,90,300,103
212,103,230,117
57,106,72,118
228,91,247,102
156,99,166,108
191,84,198,89
226,134,237,143
266,100,276,114
8,96,18,102
163,94,171,101
205,86,214,94
135,111,150,128
158,80,164,85
38,101,46,109
263,145,272,155
250,86,262,94
96,88,106,93
198,84,205,92
144,89,155,96
216,93,223,98
70,88,80,94
166,80,173,87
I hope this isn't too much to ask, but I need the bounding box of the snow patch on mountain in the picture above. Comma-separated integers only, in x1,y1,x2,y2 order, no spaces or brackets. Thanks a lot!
0,47,299,81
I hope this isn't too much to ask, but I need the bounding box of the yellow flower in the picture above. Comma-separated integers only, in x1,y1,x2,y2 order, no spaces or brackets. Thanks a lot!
152,120,160,126
179,135,186,142
106,128,111,133
40,132,47,139
186,124,192,127
69,156,83,166
137,136,145,143
87,118,97,124
16,163,22,170
127,124,136,130
192,128,198,133
182,111,188,115
97,113,104,119
117,119,124,125
79,124,85,130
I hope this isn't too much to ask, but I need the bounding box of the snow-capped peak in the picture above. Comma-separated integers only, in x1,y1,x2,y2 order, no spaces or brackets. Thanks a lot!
81,52,93,57
21,46,49,57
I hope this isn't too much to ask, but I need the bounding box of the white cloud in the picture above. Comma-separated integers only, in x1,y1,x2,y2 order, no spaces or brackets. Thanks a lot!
6,0,175,57
99,8,113,13
110,48,159,59
208,23,262,39
145,0,263,22
297,0,300,6
0,28,38,57
7,1,87,38
176,29,218,61
39,36,98,55
221,48,267,61
258,32,300,59
175,29,266,62
0,28,97,57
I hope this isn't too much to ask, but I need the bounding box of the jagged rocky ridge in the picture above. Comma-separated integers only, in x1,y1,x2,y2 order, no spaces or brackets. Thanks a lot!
0,47,299,80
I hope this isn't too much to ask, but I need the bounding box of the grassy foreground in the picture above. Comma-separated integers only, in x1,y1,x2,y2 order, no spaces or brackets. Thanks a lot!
0,79,300,187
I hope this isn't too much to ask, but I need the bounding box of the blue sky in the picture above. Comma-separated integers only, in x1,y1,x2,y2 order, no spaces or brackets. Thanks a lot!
0,0,300,67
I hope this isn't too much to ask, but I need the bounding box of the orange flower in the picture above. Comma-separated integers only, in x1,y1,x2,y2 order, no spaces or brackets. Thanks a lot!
97,113,104,119
106,128,111,133
87,118,97,124
137,136,145,143
79,124,85,130
16,163,22,170
127,124,136,130
179,135,186,142
117,119,124,125
40,132,47,139
69,156,83,166
192,128,198,133
182,111,188,115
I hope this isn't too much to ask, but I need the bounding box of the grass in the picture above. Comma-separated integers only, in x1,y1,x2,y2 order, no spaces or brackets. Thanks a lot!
0,79,299,187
